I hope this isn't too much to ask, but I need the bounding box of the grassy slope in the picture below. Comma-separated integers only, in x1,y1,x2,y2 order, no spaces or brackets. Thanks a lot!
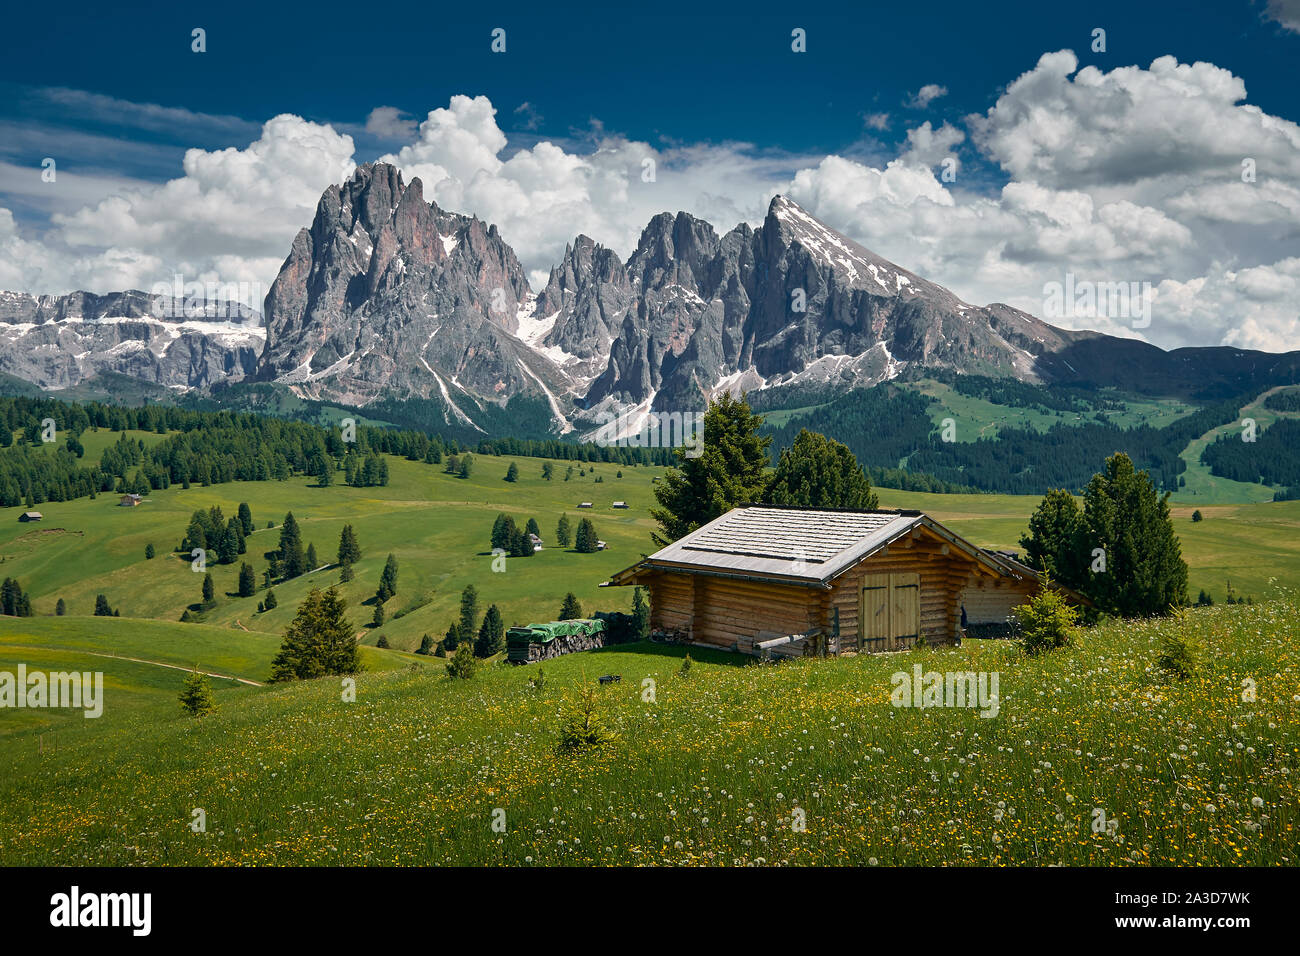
0,453,666,651
0,601,1294,866
1175,386,1300,505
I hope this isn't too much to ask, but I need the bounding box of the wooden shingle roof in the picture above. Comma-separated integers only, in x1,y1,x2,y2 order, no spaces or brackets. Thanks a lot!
608,504,1033,588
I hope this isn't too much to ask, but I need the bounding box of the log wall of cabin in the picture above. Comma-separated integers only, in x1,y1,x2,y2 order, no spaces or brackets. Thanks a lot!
691,576,821,648
960,577,1038,625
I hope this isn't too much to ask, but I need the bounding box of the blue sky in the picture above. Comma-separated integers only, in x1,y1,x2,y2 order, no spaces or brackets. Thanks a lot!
2,0,1299,350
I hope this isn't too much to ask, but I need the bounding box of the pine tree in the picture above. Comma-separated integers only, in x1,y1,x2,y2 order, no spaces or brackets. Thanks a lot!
631,586,649,639
491,513,514,551
306,542,319,571
378,553,398,601
237,502,254,535
201,572,215,607
94,593,113,616
1080,452,1188,617
476,604,505,657
651,393,771,546
559,592,583,620
178,668,215,717
542,462,554,480
575,518,599,553
217,524,240,565
1019,488,1088,588
556,513,572,548
764,429,878,510
263,588,278,610
238,562,256,597
317,456,332,487
337,524,361,566
55,598,66,616
458,584,479,640
445,640,479,679
526,517,541,539
416,633,435,655
145,542,155,560
268,587,360,682
443,622,461,651
505,462,519,482
372,602,385,627
278,511,306,578
458,454,474,478
340,562,354,583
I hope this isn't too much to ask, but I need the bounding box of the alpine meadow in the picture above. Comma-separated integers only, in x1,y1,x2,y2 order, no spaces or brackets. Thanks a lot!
1,2,1298,936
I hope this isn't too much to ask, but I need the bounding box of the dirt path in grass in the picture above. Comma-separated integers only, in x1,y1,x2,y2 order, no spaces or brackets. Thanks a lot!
0,643,263,686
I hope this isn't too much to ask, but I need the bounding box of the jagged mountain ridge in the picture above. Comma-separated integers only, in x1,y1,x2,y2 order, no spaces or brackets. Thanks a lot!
0,289,263,392
256,162,1092,436
5,161,1297,430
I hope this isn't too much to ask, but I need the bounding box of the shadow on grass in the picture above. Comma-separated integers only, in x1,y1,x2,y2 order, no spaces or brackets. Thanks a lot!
587,640,754,668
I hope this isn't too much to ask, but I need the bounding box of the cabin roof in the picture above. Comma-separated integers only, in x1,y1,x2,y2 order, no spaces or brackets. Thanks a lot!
608,504,1029,588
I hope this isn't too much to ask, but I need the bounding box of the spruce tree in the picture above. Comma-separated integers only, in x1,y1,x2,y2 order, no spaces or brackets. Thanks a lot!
526,517,541,539
238,562,256,598
378,553,398,601
278,511,306,578
201,572,215,607
764,429,878,510
269,587,359,682
476,604,505,657
238,502,254,535
556,513,572,548
178,668,215,717
631,586,650,639
575,518,599,553
559,592,583,620
55,597,66,616
505,462,519,482
1080,452,1188,616
458,584,479,640
337,523,361,565
651,393,770,546
94,593,113,616
306,542,319,571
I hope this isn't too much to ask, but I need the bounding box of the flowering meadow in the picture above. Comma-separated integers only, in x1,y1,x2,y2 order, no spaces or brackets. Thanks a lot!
0,599,1295,866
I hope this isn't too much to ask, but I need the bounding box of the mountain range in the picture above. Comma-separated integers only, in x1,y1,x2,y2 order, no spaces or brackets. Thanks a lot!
4,162,1298,436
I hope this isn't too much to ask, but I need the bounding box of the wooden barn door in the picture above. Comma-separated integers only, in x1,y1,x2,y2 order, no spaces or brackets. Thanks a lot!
860,572,921,651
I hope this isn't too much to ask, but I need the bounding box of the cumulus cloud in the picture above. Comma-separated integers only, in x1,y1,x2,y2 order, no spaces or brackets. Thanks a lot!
364,107,418,141
906,84,948,109
3,51,1300,352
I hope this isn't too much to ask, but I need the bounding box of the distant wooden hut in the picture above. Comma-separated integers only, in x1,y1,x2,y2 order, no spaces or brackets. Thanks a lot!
606,505,1088,656
119,493,143,507
19,511,42,522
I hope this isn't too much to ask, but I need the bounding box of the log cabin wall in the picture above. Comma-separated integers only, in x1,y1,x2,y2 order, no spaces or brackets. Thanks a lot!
961,577,1038,625
691,576,820,648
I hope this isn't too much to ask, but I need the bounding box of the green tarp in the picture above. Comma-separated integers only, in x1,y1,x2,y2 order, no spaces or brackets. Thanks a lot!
507,618,607,645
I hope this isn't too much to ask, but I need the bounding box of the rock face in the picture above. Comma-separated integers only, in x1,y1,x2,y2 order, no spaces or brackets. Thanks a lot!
257,162,570,432
9,163,1295,427
0,290,262,391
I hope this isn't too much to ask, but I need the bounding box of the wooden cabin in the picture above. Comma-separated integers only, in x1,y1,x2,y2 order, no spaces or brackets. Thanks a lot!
19,511,42,522
119,493,143,507
606,505,1085,656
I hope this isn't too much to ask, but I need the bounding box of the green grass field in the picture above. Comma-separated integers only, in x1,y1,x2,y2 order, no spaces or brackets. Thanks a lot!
0,600,1294,865
0,452,667,652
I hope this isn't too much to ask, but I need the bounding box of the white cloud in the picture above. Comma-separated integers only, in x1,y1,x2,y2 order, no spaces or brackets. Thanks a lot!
364,107,418,141
906,84,948,109
1264,0,1300,33
3,51,1300,353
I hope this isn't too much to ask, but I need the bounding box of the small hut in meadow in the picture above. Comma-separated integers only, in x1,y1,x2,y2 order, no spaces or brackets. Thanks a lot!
606,505,1088,656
